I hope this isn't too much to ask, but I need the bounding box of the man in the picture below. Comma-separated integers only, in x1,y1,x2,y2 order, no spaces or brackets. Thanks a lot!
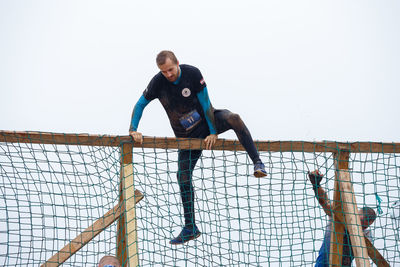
98,255,121,267
129,50,267,245
308,170,377,267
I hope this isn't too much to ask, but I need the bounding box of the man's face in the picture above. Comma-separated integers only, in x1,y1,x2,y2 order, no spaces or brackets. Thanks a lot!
158,58,180,82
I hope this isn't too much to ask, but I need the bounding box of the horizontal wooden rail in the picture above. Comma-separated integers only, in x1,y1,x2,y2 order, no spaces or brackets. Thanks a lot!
1,130,399,153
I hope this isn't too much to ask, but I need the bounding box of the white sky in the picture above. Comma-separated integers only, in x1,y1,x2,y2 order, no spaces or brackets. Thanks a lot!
1,0,399,142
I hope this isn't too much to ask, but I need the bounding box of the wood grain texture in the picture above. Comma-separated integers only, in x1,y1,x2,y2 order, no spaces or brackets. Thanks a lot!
338,170,370,267
121,162,139,267
41,190,143,267
330,151,350,266
330,209,389,267
1,130,399,153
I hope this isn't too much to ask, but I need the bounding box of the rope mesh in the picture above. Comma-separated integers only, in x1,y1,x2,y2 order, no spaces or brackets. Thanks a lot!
0,134,399,266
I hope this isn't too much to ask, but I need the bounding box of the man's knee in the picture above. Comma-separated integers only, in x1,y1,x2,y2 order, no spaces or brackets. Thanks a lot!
228,112,244,128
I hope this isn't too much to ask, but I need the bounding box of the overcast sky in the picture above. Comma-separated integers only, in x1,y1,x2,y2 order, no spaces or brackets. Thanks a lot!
1,0,399,142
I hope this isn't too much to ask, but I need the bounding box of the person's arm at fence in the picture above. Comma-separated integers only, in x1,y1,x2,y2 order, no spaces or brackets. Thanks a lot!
129,95,150,144
196,87,217,149
308,170,333,217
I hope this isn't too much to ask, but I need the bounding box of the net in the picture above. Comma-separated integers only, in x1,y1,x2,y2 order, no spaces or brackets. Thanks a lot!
0,132,399,266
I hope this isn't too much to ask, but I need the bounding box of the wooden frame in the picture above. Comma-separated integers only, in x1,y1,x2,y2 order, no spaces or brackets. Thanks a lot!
330,148,389,267
1,130,395,266
2,131,146,267
117,142,140,267
328,208,389,266
41,190,143,267
1,130,399,152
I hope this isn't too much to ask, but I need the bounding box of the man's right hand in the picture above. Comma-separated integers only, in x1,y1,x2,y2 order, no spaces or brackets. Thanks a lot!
129,131,143,144
308,170,324,187
204,134,218,150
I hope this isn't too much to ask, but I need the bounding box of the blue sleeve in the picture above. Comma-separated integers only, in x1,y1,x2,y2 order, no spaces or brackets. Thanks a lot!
197,87,217,134
129,95,150,132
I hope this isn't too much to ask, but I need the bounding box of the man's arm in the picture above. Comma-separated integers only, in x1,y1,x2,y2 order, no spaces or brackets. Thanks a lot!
129,95,150,144
196,87,217,149
308,170,333,217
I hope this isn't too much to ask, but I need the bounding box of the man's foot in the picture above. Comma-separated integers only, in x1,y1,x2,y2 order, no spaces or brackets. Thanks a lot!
254,161,267,178
170,225,201,245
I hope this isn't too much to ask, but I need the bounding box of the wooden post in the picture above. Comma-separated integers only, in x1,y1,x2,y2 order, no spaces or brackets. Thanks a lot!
331,148,371,267
327,210,390,266
117,142,140,267
338,170,370,266
330,149,349,266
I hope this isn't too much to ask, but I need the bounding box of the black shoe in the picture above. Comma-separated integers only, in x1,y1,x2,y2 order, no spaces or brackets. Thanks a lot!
170,225,201,245
254,161,267,178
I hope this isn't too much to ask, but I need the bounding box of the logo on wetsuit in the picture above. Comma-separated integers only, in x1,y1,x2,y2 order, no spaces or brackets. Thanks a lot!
182,88,191,97
179,110,201,131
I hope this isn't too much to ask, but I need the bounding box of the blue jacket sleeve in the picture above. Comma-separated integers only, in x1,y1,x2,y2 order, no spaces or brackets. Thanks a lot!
129,95,150,132
197,87,217,134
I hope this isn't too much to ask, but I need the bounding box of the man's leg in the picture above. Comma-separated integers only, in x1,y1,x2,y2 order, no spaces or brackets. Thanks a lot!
170,149,202,245
214,109,267,177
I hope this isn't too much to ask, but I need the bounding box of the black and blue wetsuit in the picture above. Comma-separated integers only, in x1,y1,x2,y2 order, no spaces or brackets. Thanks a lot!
130,64,261,227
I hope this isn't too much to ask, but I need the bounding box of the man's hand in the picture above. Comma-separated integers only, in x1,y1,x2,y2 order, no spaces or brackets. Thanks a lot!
204,134,218,150
129,131,143,144
308,170,324,187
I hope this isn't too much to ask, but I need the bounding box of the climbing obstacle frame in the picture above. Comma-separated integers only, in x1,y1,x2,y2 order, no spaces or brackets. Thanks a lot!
0,131,399,266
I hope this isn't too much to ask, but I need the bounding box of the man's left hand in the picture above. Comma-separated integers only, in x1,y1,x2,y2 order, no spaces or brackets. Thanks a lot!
204,134,218,150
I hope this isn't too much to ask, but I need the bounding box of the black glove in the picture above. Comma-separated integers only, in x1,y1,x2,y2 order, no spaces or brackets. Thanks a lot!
308,170,323,188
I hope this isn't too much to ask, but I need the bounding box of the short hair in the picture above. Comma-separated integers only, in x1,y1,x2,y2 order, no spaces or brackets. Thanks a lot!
98,255,121,267
156,50,178,66
362,207,377,224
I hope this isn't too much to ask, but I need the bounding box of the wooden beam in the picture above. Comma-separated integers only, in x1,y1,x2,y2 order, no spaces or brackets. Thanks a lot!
329,147,389,267
364,235,390,267
117,143,131,265
330,208,389,267
117,142,140,267
338,170,370,267
330,149,349,266
41,190,143,267
122,162,139,266
1,130,399,153
0,130,122,147
330,180,346,266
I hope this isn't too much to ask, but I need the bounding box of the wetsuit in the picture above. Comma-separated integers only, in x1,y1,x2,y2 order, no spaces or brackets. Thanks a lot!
130,64,261,227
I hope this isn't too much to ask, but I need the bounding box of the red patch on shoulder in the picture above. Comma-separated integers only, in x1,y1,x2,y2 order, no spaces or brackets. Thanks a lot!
200,78,205,85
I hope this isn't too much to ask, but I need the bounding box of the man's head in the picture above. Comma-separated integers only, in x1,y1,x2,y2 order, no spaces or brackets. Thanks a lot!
359,207,377,229
98,255,121,267
156,50,180,82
